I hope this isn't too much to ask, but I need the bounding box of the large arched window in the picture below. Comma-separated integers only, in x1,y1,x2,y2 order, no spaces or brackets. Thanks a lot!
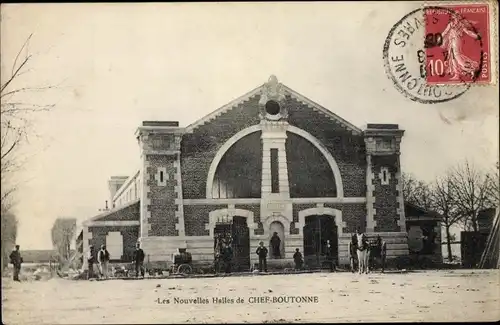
211,132,262,198
286,132,337,198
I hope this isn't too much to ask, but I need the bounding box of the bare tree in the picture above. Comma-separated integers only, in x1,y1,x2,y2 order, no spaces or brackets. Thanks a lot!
51,218,77,267
0,210,18,271
402,172,434,210
1,34,57,268
448,160,494,232
1,33,56,211
485,162,499,207
431,174,463,262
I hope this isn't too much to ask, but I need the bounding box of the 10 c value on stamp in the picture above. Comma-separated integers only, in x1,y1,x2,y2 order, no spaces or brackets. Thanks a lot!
383,1,496,104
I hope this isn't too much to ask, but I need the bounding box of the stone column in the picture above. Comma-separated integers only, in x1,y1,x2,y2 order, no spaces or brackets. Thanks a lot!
259,121,294,258
135,121,184,264
366,153,376,232
82,224,92,271
260,121,290,200
261,133,289,197
395,154,406,232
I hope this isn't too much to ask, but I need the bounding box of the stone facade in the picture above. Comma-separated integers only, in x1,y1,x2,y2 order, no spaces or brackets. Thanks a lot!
82,76,410,269
87,225,139,261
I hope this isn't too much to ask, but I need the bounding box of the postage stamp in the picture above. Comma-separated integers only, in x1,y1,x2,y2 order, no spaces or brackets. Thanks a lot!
383,1,497,104
425,4,491,85
1,2,499,324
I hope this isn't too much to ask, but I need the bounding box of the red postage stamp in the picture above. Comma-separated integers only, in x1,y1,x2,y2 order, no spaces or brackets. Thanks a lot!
424,3,491,85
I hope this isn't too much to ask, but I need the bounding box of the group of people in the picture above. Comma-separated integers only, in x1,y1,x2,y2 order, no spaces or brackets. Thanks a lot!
86,244,111,279
348,228,387,274
86,242,145,279
255,239,306,272
9,229,386,282
256,228,386,274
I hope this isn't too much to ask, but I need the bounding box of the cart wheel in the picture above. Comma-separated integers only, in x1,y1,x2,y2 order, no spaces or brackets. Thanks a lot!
178,264,192,275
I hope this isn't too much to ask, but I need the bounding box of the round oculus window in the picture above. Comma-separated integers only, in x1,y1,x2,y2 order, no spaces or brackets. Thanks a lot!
265,100,281,116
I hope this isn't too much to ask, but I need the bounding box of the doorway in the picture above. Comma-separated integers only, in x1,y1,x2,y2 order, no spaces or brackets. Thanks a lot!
303,215,338,268
213,216,250,272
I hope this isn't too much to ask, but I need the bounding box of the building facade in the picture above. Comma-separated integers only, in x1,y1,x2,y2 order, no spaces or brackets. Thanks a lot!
81,76,409,270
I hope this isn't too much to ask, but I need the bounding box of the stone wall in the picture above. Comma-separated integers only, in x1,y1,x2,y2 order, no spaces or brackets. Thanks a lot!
88,225,139,262
286,96,366,198
183,205,226,236
371,155,400,232
181,96,261,199
146,154,178,236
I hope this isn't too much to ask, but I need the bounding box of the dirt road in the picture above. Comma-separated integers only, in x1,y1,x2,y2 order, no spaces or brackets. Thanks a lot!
2,269,499,324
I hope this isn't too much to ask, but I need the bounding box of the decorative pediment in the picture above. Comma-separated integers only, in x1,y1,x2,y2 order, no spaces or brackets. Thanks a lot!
185,75,363,135
258,75,288,121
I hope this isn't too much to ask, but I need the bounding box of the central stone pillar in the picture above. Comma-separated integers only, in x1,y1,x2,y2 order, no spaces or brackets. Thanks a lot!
256,75,296,261
261,122,289,197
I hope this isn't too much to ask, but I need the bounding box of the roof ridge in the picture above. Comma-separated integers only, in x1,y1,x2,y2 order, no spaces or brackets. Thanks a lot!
184,76,363,135
282,85,362,135
184,84,264,133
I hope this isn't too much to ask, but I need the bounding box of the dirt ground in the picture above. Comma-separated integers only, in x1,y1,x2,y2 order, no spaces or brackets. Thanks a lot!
2,269,499,324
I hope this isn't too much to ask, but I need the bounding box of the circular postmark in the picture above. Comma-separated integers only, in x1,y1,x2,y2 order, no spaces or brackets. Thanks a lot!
383,6,484,104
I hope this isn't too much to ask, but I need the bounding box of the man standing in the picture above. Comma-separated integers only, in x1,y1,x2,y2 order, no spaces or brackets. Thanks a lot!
97,244,110,279
87,245,96,280
221,242,233,274
132,242,145,278
270,232,281,259
348,234,357,273
256,241,268,272
293,248,303,270
326,240,336,272
376,235,387,273
9,245,23,282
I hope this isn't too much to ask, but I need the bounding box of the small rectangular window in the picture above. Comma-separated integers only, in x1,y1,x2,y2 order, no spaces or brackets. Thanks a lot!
271,149,279,193
160,171,164,183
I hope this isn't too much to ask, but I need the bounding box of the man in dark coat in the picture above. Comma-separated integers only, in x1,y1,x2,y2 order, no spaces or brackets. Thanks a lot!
87,245,96,279
375,235,387,272
256,241,268,272
293,248,303,270
348,234,357,272
9,245,23,282
270,232,281,259
132,242,146,278
221,242,233,274
326,240,336,272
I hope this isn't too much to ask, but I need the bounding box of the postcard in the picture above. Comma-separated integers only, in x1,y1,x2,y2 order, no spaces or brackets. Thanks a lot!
1,2,498,324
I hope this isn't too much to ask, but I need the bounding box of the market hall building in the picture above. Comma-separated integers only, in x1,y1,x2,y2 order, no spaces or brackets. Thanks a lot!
79,75,411,271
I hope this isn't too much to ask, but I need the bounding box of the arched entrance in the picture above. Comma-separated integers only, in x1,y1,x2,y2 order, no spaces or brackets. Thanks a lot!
269,221,285,259
213,216,251,272
303,215,338,268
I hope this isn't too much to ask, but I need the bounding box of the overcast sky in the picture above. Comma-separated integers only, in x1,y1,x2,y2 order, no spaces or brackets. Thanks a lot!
1,2,498,249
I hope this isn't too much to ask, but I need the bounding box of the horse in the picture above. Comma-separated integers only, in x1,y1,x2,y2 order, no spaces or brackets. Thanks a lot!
355,233,370,274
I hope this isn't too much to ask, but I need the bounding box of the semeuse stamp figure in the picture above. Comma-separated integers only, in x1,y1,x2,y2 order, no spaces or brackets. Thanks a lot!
425,4,490,84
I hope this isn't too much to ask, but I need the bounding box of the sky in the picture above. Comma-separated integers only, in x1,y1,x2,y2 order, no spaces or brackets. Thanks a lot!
1,2,498,250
